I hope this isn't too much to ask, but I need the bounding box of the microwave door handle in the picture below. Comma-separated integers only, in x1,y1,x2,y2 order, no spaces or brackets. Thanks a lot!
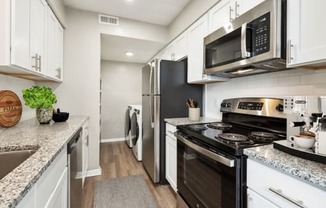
241,22,250,58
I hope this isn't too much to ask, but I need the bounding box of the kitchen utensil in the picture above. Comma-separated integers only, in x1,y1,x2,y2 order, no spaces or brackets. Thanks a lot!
0,90,22,127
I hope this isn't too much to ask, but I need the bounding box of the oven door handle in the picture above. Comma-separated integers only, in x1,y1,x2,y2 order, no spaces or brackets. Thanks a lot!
176,134,235,167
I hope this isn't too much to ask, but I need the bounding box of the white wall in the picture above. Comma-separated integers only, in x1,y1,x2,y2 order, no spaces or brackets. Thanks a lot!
54,7,168,172
101,61,142,140
205,68,326,119
0,74,36,124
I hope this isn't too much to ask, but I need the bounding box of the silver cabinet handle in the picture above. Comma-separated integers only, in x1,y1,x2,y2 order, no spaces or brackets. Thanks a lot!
287,40,294,64
269,187,307,208
229,6,234,22
32,54,39,70
38,55,42,72
56,68,62,79
235,1,240,18
176,133,235,167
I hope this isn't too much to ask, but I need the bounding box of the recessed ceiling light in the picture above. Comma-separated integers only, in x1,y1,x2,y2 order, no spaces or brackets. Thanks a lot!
126,0,134,2
125,51,134,57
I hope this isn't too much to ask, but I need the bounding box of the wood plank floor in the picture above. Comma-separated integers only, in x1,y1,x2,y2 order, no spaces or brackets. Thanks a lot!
81,142,177,208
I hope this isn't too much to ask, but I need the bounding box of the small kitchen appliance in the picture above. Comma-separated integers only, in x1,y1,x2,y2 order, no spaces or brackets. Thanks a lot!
274,96,326,163
175,97,286,208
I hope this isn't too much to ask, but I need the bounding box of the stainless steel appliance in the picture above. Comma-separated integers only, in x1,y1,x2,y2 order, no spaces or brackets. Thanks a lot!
67,128,83,208
273,96,326,164
124,106,132,148
142,59,203,183
204,0,287,78
175,98,287,208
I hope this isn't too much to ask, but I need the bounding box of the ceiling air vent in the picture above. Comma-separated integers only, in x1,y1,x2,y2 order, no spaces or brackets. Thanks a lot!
98,14,119,26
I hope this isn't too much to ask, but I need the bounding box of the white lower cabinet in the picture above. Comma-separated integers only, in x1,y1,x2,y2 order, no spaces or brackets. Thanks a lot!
16,146,68,208
165,123,177,192
247,188,278,208
247,159,326,208
81,120,89,186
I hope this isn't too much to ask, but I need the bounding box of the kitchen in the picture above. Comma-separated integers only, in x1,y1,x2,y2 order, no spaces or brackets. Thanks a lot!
1,0,326,207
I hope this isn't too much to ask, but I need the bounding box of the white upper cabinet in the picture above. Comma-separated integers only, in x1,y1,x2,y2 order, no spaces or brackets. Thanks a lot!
161,31,188,61
30,0,47,73
0,0,63,82
10,0,31,70
208,0,264,33
46,8,64,81
287,0,326,67
208,0,233,34
187,14,228,84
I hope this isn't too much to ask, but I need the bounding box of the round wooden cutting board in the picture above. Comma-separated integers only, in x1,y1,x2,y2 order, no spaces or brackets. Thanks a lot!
0,90,22,127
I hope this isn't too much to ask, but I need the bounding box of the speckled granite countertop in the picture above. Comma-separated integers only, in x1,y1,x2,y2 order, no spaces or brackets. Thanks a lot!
164,117,220,126
244,144,326,191
0,116,88,208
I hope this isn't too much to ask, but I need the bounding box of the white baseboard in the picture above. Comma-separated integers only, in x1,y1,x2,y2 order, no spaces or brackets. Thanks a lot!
76,167,102,179
86,167,102,177
101,137,125,143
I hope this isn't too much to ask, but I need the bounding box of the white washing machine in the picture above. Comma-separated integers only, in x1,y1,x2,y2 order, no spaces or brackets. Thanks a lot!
124,106,133,148
130,105,142,161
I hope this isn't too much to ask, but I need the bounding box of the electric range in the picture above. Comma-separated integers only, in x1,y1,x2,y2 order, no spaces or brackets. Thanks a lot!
175,98,287,208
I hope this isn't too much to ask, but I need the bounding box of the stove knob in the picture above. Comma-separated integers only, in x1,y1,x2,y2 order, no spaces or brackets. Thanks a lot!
221,102,227,108
226,103,231,107
276,104,284,112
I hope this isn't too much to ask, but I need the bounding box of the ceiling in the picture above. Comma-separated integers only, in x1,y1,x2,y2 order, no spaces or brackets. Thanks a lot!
64,0,192,63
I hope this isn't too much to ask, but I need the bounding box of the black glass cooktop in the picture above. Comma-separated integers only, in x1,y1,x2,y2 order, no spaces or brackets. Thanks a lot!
177,122,285,156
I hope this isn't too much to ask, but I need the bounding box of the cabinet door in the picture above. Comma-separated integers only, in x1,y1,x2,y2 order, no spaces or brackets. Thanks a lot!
173,32,188,61
165,133,177,192
16,186,36,208
247,188,278,208
187,14,208,83
44,168,68,208
10,0,31,70
46,8,64,80
287,0,326,67
208,0,233,33
30,0,47,73
236,0,264,17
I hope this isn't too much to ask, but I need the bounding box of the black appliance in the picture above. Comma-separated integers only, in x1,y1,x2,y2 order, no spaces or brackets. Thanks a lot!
175,98,286,208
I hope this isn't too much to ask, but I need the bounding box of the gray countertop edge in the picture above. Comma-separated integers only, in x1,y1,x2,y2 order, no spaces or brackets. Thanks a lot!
0,116,88,208
244,145,326,191
164,117,220,126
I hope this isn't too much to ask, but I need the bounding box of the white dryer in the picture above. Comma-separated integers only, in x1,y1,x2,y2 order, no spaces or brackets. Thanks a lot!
130,105,142,161
124,106,133,148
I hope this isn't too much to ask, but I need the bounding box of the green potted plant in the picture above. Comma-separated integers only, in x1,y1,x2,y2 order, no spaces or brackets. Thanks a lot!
22,86,57,124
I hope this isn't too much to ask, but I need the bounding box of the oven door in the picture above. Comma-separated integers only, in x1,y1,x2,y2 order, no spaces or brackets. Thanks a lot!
176,134,245,208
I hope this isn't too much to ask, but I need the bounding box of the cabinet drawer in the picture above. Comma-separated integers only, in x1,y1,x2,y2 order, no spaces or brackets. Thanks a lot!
247,159,326,208
36,146,67,208
166,123,177,138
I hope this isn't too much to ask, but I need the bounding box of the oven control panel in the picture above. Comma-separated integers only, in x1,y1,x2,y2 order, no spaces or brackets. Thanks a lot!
238,102,263,110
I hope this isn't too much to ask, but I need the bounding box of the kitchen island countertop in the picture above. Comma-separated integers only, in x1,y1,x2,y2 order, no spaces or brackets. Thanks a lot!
165,117,220,126
0,116,88,208
244,144,326,191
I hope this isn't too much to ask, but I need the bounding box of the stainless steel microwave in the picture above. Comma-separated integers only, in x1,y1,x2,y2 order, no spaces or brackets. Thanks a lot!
204,0,287,78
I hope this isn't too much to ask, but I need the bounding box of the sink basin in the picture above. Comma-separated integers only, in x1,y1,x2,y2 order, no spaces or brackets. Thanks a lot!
0,149,37,180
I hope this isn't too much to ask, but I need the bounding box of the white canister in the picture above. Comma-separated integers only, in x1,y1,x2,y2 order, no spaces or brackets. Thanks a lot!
189,108,200,121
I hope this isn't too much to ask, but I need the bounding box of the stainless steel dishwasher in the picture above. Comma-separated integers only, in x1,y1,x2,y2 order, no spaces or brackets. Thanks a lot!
67,127,82,208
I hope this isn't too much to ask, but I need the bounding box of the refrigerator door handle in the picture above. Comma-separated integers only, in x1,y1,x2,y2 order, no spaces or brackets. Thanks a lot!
149,65,155,128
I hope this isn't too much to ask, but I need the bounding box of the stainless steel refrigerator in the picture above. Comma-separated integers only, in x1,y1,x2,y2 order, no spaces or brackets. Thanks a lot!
142,59,203,183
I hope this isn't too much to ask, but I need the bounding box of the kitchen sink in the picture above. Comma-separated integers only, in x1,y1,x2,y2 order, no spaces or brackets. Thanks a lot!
0,149,37,180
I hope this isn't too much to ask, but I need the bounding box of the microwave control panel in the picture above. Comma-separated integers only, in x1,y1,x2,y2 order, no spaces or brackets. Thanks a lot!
251,12,270,56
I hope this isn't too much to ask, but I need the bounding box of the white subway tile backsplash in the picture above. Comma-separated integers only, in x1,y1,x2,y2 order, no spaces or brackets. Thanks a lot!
205,69,326,117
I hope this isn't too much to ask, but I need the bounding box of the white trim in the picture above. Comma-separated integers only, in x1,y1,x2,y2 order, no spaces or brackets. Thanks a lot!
101,137,125,143
87,167,102,177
